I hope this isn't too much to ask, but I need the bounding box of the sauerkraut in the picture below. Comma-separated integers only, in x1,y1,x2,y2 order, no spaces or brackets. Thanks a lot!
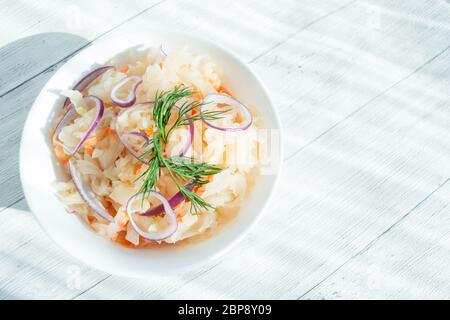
53,46,262,248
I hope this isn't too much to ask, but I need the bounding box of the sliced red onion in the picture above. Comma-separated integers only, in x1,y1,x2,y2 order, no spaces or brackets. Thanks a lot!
110,76,143,108
143,183,194,216
63,66,114,108
68,159,113,222
165,113,194,157
201,94,252,131
53,96,104,156
126,191,177,240
117,129,152,163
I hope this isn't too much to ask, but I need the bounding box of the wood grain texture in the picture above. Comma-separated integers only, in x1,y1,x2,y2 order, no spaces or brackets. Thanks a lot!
1,0,450,299
0,0,355,299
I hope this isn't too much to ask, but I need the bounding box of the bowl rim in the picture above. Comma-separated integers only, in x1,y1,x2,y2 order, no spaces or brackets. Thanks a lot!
19,29,284,277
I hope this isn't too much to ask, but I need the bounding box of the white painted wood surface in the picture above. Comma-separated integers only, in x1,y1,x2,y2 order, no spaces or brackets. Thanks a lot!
0,0,449,299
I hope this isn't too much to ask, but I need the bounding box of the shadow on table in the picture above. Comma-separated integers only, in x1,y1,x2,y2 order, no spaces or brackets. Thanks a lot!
0,32,88,212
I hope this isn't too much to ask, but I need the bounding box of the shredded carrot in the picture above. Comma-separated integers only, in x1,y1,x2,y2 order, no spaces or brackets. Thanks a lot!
144,128,153,137
123,180,133,186
118,212,129,228
49,128,55,141
119,66,129,73
54,145,69,164
191,108,199,116
134,162,143,174
97,127,115,141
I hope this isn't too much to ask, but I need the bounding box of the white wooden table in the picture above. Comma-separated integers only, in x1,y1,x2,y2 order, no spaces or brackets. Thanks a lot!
1,0,449,300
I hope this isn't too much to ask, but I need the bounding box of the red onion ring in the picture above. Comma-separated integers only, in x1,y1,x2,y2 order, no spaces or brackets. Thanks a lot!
126,191,177,240
110,76,143,108
68,159,114,222
143,183,195,216
53,96,104,156
114,103,154,162
63,66,114,108
159,45,167,57
201,94,252,131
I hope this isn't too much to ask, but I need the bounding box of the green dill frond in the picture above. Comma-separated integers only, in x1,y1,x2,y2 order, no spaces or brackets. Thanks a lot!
137,85,229,214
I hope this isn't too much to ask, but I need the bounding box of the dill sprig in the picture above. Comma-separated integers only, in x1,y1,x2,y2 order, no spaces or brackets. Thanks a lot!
136,85,228,214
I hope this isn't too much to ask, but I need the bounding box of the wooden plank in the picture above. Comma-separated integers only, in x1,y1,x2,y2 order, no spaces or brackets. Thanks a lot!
0,0,164,96
302,180,450,299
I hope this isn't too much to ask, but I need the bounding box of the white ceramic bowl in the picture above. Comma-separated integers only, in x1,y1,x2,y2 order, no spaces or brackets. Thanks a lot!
20,30,282,277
